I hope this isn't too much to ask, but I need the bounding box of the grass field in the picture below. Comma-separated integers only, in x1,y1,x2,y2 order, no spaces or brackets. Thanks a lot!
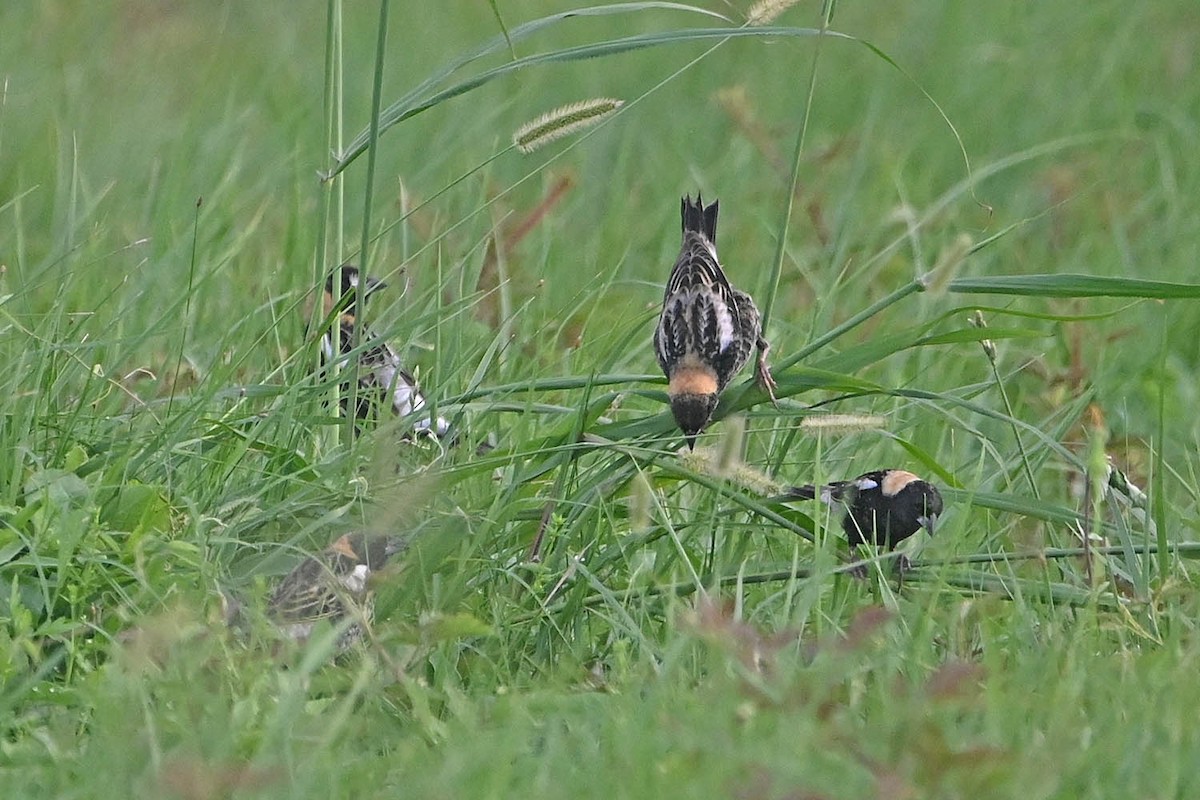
3,1,1200,797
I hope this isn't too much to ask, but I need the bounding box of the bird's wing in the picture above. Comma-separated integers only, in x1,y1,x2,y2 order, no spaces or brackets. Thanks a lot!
657,233,743,370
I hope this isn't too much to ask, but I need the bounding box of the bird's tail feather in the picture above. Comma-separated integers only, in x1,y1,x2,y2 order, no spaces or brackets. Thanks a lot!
681,194,719,244
772,483,849,505
783,484,819,501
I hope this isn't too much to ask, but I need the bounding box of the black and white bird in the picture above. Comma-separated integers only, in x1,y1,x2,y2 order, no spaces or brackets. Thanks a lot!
784,469,943,566
267,532,405,651
319,264,451,438
654,195,776,448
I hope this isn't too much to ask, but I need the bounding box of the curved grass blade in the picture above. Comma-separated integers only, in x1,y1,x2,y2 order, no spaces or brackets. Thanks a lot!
485,0,516,60
588,436,815,542
325,4,738,178
759,1,835,331
948,274,1200,299
940,488,1126,539
928,571,1125,610
326,25,846,179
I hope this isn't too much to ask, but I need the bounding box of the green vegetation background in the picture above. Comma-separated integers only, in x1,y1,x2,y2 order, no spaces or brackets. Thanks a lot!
2,1,1200,797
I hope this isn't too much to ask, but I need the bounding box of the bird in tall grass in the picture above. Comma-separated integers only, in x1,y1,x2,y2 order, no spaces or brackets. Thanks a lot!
782,469,943,571
654,195,776,448
319,264,451,438
267,531,405,651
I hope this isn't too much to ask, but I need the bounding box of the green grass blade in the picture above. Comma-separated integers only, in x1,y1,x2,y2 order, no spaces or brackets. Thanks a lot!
326,25,845,179
948,274,1200,298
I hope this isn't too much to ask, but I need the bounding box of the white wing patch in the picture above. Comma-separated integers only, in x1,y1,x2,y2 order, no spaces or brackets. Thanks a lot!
281,621,316,641
325,326,452,438
855,476,880,491
374,362,419,416
711,292,735,353
376,361,453,437
339,564,371,594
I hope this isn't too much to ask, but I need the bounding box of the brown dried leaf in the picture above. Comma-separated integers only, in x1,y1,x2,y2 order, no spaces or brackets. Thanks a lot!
157,755,282,800
924,660,986,702
837,605,894,653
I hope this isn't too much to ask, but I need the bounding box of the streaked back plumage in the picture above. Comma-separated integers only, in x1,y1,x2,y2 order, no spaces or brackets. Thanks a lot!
654,195,770,447
268,532,406,650
654,196,756,392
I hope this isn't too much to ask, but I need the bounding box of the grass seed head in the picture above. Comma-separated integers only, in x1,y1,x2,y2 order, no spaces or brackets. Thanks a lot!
746,0,803,26
800,414,889,435
680,446,782,496
513,98,624,154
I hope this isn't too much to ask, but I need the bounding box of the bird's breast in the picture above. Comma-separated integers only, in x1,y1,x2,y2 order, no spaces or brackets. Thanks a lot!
668,361,719,396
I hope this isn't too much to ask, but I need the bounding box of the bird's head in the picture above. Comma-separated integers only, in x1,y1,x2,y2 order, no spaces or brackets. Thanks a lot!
884,472,943,536
912,481,944,535
329,532,406,573
667,365,721,449
669,392,719,449
325,264,386,317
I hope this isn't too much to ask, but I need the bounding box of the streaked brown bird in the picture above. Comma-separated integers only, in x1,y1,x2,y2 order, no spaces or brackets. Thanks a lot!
319,264,451,438
653,195,776,448
267,531,405,651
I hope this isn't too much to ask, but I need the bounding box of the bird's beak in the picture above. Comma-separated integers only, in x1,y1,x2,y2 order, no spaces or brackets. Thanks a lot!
364,276,386,294
918,514,937,536
684,433,698,450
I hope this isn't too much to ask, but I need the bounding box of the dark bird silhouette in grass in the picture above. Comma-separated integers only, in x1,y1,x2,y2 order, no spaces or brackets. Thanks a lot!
782,469,943,574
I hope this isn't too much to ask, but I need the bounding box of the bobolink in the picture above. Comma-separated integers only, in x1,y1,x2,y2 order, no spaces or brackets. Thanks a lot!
320,264,451,438
267,531,405,651
785,469,943,565
654,195,776,448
